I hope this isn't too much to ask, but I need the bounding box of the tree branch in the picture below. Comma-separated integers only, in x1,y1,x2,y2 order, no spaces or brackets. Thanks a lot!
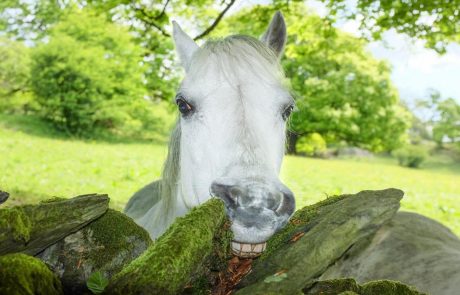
133,0,235,41
193,0,236,40
133,6,170,38
154,0,170,20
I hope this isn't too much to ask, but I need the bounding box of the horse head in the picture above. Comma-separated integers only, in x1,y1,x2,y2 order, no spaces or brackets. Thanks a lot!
171,11,295,252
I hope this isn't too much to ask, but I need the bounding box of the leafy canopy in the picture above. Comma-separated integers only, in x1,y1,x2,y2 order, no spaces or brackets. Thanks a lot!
312,0,459,53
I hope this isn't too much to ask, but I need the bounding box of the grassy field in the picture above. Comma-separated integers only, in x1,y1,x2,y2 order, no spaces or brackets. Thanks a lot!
1,114,459,236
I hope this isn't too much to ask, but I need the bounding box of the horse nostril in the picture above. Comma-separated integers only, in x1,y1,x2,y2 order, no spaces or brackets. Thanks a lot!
275,191,295,217
210,182,240,209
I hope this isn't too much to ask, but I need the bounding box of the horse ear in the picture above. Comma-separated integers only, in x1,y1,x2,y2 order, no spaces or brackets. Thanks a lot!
172,21,199,70
261,11,287,58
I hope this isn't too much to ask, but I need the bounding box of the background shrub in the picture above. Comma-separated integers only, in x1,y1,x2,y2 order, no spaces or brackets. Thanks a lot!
30,10,148,136
393,145,428,168
295,133,327,157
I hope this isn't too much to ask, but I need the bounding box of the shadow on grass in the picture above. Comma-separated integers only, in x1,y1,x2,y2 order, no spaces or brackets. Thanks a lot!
0,113,171,145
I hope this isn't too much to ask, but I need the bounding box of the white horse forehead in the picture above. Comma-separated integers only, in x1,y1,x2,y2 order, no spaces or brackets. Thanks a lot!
179,40,291,104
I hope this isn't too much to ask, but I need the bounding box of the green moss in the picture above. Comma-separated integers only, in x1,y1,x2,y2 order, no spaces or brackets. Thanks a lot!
0,207,32,242
20,194,109,245
86,208,153,270
185,219,234,293
304,278,423,295
361,280,424,295
106,198,229,295
0,253,63,295
304,278,360,294
39,197,67,203
261,194,348,260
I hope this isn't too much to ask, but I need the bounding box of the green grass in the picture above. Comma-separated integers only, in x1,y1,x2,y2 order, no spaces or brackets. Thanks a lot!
1,114,459,236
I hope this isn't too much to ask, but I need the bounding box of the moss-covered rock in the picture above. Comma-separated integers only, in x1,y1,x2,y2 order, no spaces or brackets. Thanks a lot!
0,253,63,295
235,189,403,294
0,194,109,255
260,193,348,260
106,198,232,295
303,278,424,295
37,209,152,294
0,206,32,243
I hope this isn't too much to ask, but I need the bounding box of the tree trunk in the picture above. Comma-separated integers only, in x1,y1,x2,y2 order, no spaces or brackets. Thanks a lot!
286,130,298,155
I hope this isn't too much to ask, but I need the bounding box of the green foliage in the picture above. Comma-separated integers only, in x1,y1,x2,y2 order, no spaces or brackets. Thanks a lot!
414,91,460,147
0,38,35,113
433,98,460,145
30,9,164,137
216,4,411,153
1,0,237,102
87,271,109,294
317,0,460,53
0,1,64,40
393,145,428,168
296,133,327,157
86,271,109,294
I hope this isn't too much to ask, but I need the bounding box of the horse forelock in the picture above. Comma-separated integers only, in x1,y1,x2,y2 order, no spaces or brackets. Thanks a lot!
186,35,289,91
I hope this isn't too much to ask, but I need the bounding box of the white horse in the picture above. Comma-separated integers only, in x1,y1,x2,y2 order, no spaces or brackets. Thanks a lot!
125,12,460,294
125,12,296,245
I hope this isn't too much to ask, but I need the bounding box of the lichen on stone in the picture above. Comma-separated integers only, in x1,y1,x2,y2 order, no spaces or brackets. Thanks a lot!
37,208,152,294
304,278,424,295
361,280,424,295
0,253,63,295
86,208,153,272
39,197,67,204
260,193,348,260
0,207,32,243
106,198,231,295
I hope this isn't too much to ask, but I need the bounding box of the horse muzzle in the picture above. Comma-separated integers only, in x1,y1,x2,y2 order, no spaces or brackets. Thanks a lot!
210,177,295,257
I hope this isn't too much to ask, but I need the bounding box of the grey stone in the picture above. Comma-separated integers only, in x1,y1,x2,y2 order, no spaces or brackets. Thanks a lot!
319,211,460,295
37,209,152,294
235,188,403,294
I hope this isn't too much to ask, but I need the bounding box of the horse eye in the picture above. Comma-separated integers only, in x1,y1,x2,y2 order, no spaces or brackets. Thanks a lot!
176,97,193,116
282,104,294,121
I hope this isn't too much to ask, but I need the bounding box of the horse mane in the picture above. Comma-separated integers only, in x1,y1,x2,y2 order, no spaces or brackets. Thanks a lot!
158,120,181,223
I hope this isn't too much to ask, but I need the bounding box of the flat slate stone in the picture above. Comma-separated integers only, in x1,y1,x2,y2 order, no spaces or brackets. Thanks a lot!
235,188,403,294
0,194,109,256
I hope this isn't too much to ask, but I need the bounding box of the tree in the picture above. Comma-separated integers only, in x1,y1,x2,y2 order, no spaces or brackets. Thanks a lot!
0,38,33,113
433,98,460,145
1,0,238,102
216,4,410,153
30,9,148,136
414,90,460,147
313,0,460,54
